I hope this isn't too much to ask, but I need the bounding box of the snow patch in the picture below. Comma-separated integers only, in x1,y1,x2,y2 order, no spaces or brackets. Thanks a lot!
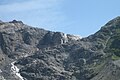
67,34,81,40
63,34,68,43
61,33,68,44
0,69,2,73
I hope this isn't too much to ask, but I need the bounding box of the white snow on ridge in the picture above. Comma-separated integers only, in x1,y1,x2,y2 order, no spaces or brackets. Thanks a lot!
67,34,81,41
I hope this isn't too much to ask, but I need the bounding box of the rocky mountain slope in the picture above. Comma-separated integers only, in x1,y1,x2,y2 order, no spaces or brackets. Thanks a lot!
0,17,120,80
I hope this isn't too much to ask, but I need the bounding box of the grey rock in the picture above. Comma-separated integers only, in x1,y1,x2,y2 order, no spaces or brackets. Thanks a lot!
0,17,120,80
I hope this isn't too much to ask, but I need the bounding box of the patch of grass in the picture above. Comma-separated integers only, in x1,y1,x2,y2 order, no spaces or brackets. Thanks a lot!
112,55,120,61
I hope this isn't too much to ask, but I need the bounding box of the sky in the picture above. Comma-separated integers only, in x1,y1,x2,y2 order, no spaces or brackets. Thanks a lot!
0,0,120,37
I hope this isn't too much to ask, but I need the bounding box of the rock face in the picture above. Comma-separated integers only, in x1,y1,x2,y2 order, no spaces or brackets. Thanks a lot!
0,17,120,80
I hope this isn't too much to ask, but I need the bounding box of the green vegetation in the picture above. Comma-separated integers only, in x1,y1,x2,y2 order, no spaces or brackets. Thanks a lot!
105,30,120,56
104,28,120,61
93,62,105,72
115,29,120,34
112,55,120,61
109,35,120,56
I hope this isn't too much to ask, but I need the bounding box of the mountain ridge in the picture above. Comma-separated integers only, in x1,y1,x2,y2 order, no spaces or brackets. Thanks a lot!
0,17,120,80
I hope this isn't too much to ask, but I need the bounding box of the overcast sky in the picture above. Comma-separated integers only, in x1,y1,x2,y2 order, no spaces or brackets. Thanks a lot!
0,0,120,37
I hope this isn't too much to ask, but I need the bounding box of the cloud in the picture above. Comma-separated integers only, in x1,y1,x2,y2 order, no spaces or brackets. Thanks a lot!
0,0,60,12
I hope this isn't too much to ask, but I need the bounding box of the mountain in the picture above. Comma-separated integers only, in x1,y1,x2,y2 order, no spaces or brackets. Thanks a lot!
0,17,120,80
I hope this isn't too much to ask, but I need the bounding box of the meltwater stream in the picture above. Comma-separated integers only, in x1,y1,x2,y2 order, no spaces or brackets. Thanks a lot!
11,61,24,80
